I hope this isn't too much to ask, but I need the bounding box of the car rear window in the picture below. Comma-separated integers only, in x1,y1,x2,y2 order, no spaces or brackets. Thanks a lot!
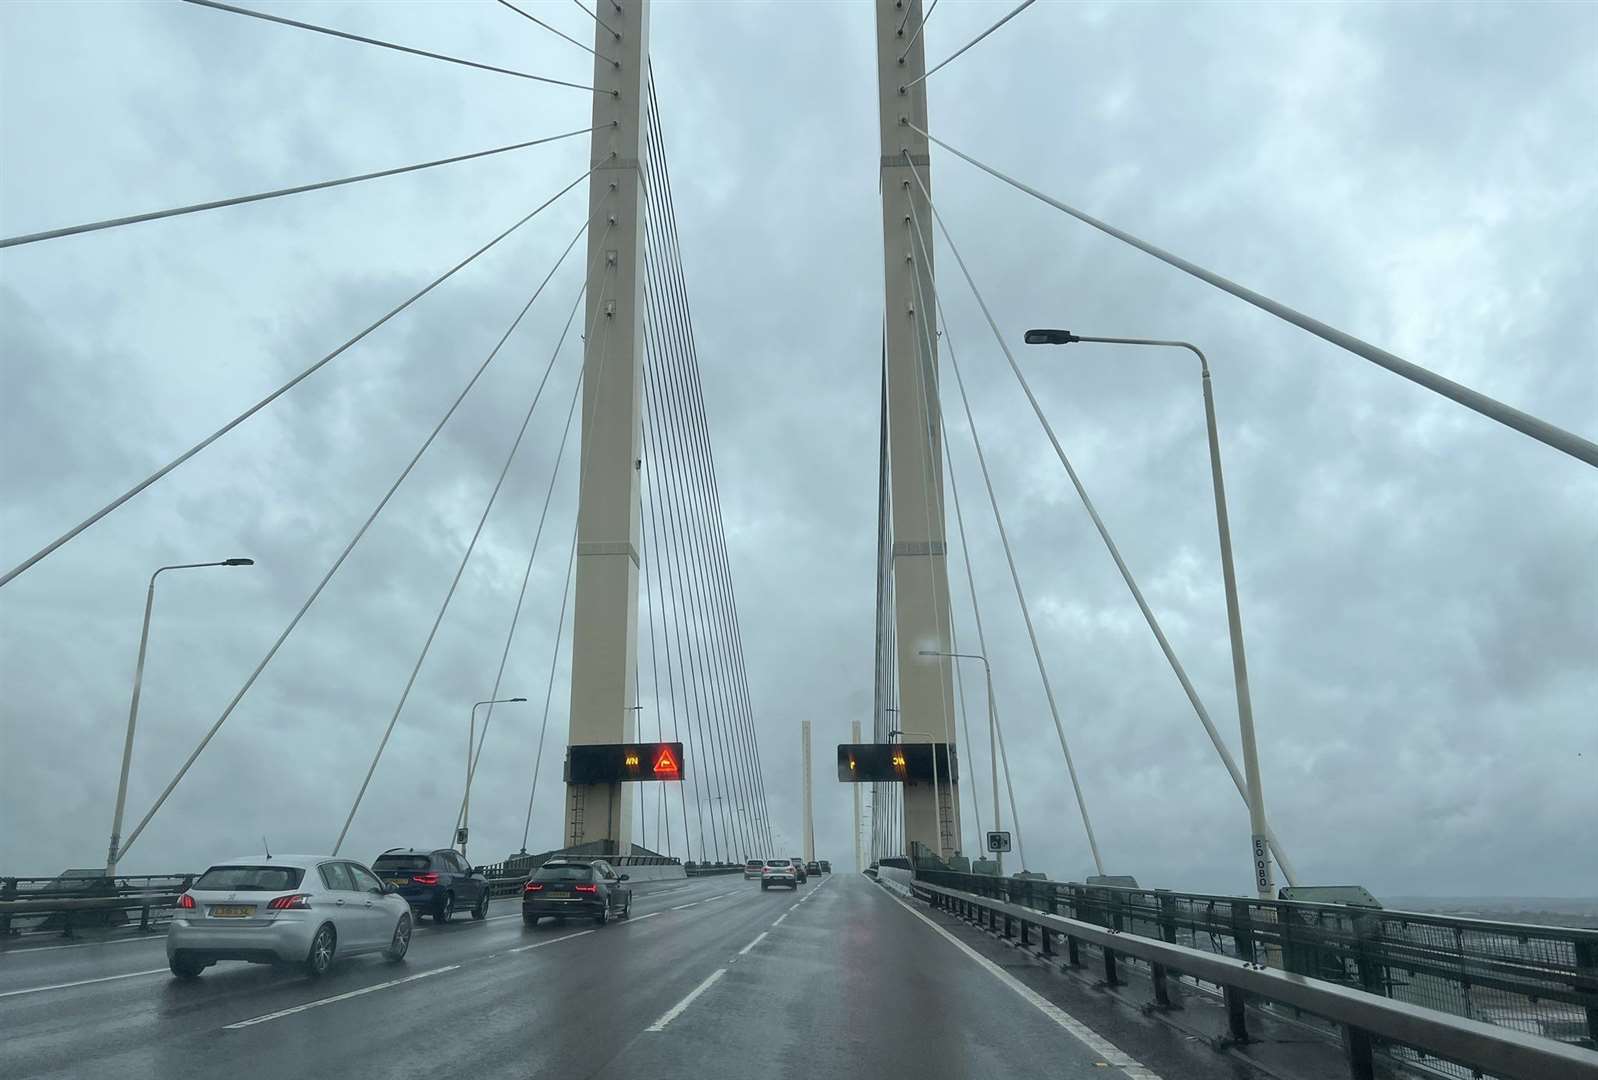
533,865,595,883
373,854,432,873
745,859,762,867
194,865,305,891
766,860,790,867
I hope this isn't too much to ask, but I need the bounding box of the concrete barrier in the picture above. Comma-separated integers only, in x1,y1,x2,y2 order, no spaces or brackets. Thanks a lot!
876,864,915,897
618,863,687,883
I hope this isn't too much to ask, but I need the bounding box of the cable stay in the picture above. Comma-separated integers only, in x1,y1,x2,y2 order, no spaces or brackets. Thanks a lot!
181,0,601,92
904,160,1302,884
902,0,1038,90
109,222,589,864
453,352,589,843
497,0,617,64
0,128,592,250
908,123,1598,471
331,266,594,854
0,168,593,591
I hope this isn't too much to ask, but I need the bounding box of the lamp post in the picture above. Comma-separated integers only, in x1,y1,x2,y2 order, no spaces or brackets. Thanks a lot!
1024,328,1274,901
888,726,945,862
919,649,1002,873
107,557,255,875
462,697,525,855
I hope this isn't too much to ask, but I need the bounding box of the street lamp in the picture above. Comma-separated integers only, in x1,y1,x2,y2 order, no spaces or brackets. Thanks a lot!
887,725,946,863
462,696,526,855
919,649,1008,874
106,557,255,875
1024,328,1274,901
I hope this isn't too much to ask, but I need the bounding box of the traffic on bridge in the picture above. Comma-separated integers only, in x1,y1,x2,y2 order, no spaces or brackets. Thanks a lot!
2,2,1594,1079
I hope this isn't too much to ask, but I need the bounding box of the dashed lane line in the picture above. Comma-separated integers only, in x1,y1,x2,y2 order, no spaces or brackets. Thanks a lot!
0,967,168,999
507,929,595,955
223,965,459,1029
645,968,725,1032
771,913,788,927
883,890,1163,1080
736,932,767,956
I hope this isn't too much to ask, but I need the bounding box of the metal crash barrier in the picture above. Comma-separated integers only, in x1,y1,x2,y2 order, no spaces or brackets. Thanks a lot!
910,878,1598,1080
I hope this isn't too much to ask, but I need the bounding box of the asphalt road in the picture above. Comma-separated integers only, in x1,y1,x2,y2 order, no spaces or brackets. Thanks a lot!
0,873,1257,1080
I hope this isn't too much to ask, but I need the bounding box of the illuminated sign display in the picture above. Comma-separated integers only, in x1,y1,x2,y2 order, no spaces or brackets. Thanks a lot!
835,742,956,783
565,742,685,783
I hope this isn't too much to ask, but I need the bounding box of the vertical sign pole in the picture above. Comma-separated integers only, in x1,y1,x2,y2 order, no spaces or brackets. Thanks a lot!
852,719,864,872
802,720,815,864
875,0,957,862
565,0,651,856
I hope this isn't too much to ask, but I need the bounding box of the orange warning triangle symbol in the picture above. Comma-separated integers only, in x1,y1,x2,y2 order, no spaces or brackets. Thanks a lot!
653,745,679,775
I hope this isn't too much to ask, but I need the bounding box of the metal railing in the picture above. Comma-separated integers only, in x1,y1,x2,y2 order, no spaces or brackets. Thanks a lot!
1,874,194,939
913,878,1598,1080
916,870,1598,1078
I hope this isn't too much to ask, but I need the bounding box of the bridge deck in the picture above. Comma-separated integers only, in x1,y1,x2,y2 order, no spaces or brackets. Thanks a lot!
3,874,1302,1080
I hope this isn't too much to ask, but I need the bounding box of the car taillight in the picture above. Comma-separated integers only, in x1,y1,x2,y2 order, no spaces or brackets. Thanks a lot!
177,893,196,909
574,884,598,894
412,872,440,885
267,894,311,910
524,882,544,892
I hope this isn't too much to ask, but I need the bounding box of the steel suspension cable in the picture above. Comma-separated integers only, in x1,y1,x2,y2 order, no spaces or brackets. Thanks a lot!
637,483,672,856
454,337,590,840
181,0,600,92
0,128,593,249
936,329,1029,868
643,274,743,860
648,77,772,855
521,516,579,853
334,273,593,854
641,296,725,860
645,196,756,860
907,198,1106,875
571,0,620,39
905,160,1302,883
1,169,592,590
897,0,938,63
642,105,747,860
902,0,1038,90
112,220,588,863
496,0,617,64
908,123,1597,471
642,416,704,859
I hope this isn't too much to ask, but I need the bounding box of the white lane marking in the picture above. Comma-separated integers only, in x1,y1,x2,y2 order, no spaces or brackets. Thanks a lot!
884,892,1162,1080
771,913,788,927
671,902,699,911
223,965,459,1029
630,911,662,922
485,913,522,922
645,967,725,1032
787,903,801,911
0,966,168,999
737,932,767,956
507,928,594,955
1,935,166,955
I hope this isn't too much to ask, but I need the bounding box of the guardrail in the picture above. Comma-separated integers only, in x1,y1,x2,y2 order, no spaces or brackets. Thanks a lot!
1,875,195,939
912,878,1598,1080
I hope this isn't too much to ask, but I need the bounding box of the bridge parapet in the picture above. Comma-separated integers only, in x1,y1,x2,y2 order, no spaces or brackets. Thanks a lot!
916,869,1598,1077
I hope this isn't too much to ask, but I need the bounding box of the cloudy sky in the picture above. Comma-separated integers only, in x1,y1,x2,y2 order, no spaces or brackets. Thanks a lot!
1,0,1593,898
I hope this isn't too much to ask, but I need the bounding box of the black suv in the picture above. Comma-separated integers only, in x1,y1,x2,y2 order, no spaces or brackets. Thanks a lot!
522,859,631,927
372,848,490,924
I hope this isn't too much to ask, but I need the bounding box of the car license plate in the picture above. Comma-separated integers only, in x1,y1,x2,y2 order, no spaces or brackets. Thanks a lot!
548,890,570,899
387,879,406,888
212,905,254,918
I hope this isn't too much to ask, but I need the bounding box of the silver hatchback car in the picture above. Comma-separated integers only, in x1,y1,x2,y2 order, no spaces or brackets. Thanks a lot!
167,855,413,979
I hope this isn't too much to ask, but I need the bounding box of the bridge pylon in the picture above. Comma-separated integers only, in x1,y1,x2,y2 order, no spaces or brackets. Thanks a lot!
874,0,959,862
564,0,651,854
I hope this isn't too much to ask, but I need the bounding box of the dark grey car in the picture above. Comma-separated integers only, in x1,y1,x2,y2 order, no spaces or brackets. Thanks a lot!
522,859,632,926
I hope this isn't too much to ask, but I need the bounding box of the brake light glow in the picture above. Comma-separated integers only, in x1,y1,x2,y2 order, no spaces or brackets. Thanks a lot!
266,894,311,910
573,884,598,894
412,872,440,885
524,882,544,892
177,893,196,909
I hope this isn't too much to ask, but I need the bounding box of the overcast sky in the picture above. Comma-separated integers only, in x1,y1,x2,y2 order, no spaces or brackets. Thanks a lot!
1,1,1593,898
